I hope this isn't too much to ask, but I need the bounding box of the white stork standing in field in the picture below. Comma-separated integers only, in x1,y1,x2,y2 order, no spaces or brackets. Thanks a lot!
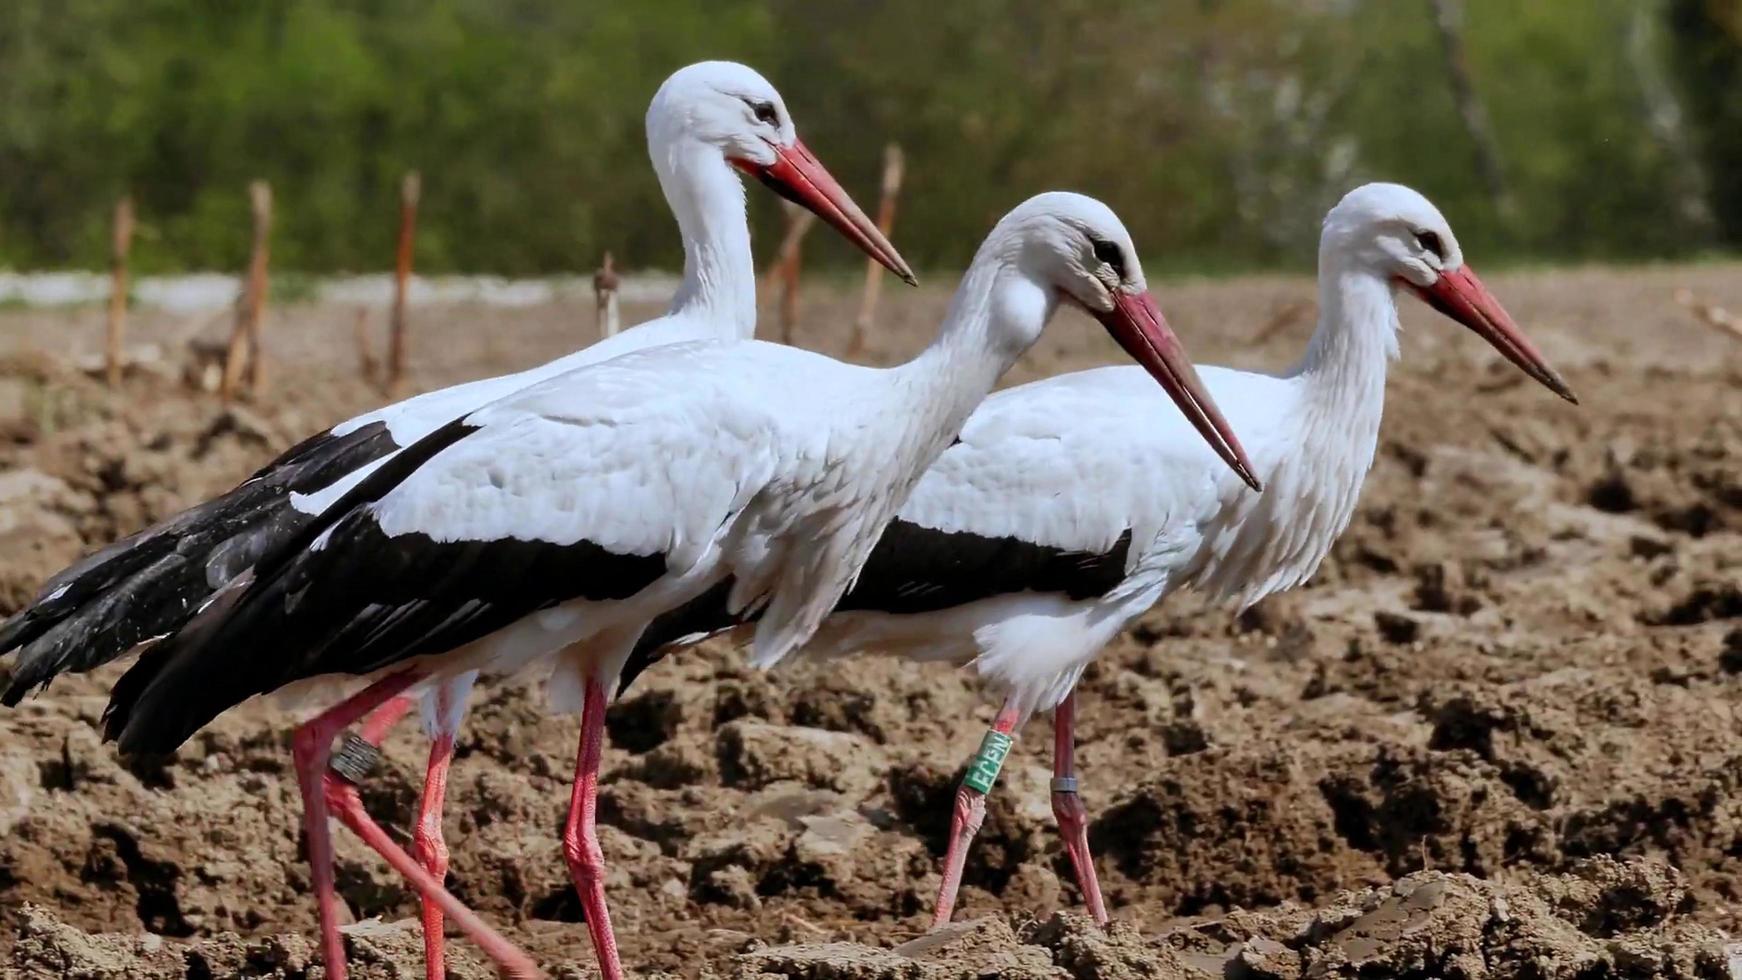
90,192,1258,980
0,60,908,980
615,182,1579,928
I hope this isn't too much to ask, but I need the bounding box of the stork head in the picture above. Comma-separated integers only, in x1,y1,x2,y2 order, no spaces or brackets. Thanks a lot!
988,192,1261,491
1325,183,1576,403
648,61,914,285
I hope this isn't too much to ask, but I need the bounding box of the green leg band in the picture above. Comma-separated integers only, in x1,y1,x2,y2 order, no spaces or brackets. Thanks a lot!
962,729,1015,794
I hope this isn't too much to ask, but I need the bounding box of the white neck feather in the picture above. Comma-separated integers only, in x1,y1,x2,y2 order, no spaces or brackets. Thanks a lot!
1290,262,1395,500
1196,254,1405,608
888,246,1050,461
654,140,756,339
1294,262,1399,420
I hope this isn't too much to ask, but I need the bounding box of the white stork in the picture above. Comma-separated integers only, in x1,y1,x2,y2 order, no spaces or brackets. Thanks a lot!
93,193,1258,980
0,60,907,980
686,181,1575,926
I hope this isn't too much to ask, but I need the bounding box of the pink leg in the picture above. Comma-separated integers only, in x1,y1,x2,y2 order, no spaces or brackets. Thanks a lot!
291,673,423,980
354,690,463,980
326,779,538,979
355,692,457,979
297,677,538,980
1051,691,1109,926
358,693,416,744
931,701,1021,929
561,676,624,980
411,728,456,980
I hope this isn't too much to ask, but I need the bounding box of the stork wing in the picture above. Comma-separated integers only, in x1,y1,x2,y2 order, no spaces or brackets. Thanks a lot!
102,343,788,754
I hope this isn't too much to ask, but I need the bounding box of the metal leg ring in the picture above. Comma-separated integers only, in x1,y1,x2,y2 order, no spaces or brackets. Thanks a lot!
328,733,383,785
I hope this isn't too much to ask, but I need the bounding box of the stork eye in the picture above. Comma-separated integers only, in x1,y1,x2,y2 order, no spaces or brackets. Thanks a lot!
744,99,780,127
1415,230,1445,260
1091,238,1127,278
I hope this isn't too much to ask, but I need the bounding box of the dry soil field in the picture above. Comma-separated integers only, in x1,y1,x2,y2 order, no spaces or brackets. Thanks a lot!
0,262,1738,979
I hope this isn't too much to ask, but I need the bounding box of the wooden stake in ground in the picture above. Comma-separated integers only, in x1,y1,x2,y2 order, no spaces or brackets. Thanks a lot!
847,144,905,358
105,196,135,388
386,171,421,397
221,181,273,402
761,202,817,345
594,251,622,340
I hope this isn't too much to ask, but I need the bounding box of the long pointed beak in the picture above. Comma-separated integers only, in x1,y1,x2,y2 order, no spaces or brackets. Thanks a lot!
1096,290,1262,492
1406,266,1577,404
732,139,917,287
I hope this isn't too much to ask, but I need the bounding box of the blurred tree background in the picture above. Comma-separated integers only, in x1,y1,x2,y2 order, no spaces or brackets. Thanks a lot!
0,0,1737,275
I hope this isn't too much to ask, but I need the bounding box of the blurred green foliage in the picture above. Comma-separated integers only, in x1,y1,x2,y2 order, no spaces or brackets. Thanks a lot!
0,0,1736,275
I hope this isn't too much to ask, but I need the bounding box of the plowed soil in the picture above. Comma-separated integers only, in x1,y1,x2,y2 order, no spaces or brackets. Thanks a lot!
0,262,1738,979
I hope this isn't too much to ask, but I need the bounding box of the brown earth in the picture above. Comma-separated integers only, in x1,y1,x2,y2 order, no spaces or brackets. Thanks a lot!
0,262,1738,979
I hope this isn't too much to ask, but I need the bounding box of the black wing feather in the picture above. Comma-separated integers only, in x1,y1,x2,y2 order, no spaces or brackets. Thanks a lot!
102,416,671,755
101,417,480,752
1,421,400,705
617,579,741,695
835,520,1133,614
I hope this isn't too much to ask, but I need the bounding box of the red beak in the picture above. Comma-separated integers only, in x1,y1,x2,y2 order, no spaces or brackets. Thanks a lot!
1406,266,1577,404
732,139,917,287
1096,290,1262,492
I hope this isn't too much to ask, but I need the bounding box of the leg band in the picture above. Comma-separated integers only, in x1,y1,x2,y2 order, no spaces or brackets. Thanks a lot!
329,733,383,784
962,729,1015,794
